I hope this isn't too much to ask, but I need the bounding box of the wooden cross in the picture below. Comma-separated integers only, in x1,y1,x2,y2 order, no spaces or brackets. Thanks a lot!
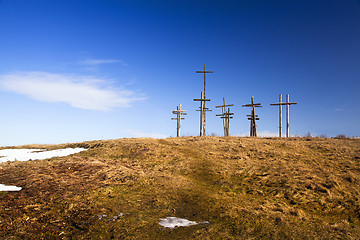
194,91,211,136
242,96,262,137
196,64,213,136
270,94,297,137
216,97,234,137
171,104,187,137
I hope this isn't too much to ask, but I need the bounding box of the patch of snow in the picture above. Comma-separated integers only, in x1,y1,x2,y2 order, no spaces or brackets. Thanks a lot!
159,217,200,229
97,214,107,220
0,184,22,191
108,213,125,221
0,148,87,163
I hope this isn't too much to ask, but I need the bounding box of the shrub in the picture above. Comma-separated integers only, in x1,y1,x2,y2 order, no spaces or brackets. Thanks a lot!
335,134,347,139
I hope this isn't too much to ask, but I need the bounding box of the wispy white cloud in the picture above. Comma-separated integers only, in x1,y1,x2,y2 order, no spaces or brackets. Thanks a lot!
78,58,128,66
0,71,145,111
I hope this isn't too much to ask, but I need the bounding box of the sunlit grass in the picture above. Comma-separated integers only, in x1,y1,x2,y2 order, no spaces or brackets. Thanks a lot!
0,137,359,239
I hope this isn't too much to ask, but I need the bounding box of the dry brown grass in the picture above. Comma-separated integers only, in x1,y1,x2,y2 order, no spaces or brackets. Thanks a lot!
0,137,359,239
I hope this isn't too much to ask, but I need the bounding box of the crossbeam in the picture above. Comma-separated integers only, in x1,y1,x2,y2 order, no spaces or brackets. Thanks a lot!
216,104,234,108
242,103,262,107
216,113,234,116
270,102,297,106
172,110,187,114
193,98,210,102
172,109,187,113
196,70,214,73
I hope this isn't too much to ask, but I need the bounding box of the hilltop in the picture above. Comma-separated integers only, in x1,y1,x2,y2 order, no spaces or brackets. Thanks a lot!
0,137,360,239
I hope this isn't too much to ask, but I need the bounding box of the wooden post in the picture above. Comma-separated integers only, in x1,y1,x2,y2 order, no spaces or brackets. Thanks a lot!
194,91,211,136
279,95,282,137
196,64,213,136
222,98,226,135
200,92,203,136
285,94,297,138
224,107,234,136
176,106,180,137
171,104,187,137
242,96,262,137
286,95,289,138
216,97,234,137
270,94,283,137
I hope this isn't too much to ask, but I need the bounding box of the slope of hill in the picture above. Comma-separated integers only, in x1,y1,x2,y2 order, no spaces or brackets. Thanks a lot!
0,137,359,239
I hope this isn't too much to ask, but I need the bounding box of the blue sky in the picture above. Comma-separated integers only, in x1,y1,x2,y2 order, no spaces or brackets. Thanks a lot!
0,0,359,146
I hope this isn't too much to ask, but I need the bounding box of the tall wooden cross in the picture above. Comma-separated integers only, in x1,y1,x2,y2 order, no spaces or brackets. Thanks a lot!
194,92,211,136
270,94,297,138
216,97,234,137
196,64,213,136
242,96,262,137
171,104,187,137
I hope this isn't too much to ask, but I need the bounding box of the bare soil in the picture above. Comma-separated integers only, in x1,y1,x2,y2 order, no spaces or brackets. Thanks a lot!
0,137,359,239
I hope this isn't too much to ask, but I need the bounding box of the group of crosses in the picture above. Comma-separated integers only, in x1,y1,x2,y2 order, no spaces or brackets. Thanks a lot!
172,64,298,138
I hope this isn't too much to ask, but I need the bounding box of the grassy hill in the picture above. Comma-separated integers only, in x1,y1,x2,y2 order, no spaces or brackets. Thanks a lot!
1,137,360,239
